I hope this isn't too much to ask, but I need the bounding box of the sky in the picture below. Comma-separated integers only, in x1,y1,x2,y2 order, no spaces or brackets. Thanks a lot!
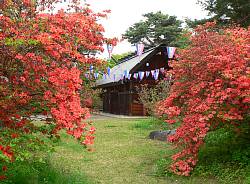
85,0,208,58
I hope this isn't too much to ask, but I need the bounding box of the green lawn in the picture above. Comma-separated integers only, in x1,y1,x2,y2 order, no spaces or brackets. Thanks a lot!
48,117,217,184
4,117,249,183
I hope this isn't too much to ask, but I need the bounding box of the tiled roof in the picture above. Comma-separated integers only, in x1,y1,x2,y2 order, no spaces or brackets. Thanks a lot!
95,47,156,86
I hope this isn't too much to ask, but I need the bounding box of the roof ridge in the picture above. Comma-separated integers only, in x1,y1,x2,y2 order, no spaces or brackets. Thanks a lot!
116,46,157,65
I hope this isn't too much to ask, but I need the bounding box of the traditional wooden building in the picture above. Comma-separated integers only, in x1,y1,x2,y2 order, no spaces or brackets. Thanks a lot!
95,44,174,116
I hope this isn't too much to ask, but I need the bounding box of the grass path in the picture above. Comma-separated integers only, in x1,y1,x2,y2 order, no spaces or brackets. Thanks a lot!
49,117,217,184
50,118,171,184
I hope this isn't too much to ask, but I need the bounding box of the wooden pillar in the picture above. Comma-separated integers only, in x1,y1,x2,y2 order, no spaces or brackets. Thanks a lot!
128,81,133,116
142,106,146,116
102,90,106,112
123,84,126,115
118,91,120,115
107,88,111,113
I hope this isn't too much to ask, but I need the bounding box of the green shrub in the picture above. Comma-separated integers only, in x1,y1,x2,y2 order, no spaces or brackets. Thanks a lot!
2,157,91,184
137,79,172,116
192,125,250,184
154,123,250,183
131,118,169,130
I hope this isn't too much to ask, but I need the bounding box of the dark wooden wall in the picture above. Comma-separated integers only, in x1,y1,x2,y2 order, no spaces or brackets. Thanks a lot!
101,50,169,116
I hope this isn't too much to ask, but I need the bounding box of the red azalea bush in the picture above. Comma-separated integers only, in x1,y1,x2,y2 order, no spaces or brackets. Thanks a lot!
157,22,250,176
0,0,110,178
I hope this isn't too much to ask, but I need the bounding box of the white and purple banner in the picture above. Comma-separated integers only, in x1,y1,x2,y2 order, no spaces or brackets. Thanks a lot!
151,70,155,77
167,47,176,59
138,71,145,80
133,73,139,79
120,74,124,80
136,43,144,56
107,44,113,59
124,70,129,78
89,65,94,73
103,73,107,80
84,67,166,81
85,73,90,79
94,72,99,79
107,67,111,76
160,67,165,74
153,69,160,80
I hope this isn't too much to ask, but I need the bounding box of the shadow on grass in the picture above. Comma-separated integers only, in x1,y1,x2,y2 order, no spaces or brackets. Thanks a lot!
3,154,92,184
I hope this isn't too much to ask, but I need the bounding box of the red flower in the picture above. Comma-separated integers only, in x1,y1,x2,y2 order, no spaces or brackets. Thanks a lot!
11,133,19,139
0,175,7,180
2,165,7,172
156,23,249,176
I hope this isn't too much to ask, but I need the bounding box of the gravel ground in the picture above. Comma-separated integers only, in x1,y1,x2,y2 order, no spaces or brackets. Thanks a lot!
89,112,149,120
30,112,148,121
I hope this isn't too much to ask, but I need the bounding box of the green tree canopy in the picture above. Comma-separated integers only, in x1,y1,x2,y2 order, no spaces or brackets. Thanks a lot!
123,11,183,48
107,52,133,68
112,52,133,63
192,0,250,27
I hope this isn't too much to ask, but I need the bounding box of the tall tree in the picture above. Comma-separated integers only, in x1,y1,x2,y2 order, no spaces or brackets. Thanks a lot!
195,0,250,27
123,11,183,48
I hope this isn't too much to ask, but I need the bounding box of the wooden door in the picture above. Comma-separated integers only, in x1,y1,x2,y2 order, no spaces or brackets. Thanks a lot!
110,92,119,114
118,92,129,115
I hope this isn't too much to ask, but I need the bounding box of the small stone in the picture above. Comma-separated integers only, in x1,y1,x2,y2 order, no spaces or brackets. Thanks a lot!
149,130,176,141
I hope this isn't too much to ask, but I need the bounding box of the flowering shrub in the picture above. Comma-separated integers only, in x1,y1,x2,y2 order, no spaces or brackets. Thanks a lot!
0,0,111,178
157,22,249,176
137,79,172,116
